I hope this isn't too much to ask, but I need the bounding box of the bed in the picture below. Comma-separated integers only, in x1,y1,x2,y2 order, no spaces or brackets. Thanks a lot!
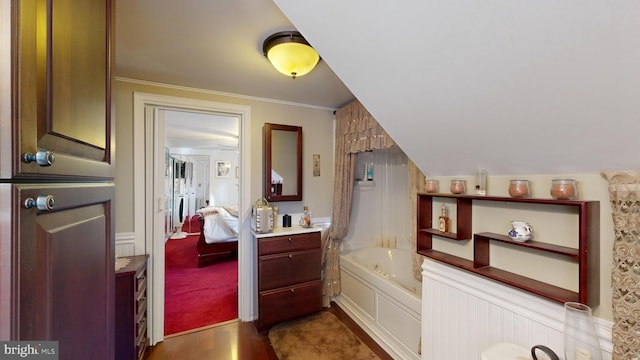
195,205,239,268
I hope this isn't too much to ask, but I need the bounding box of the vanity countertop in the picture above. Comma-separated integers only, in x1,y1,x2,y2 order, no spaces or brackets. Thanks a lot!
253,225,321,238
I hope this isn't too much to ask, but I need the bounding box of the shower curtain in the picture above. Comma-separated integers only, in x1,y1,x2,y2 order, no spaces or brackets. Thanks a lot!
322,100,396,305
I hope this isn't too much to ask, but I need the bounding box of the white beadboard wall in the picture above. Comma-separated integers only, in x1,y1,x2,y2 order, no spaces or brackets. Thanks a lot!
421,258,612,360
115,232,136,258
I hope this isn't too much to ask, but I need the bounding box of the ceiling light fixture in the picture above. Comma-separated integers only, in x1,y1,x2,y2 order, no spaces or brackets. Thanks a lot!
263,31,320,79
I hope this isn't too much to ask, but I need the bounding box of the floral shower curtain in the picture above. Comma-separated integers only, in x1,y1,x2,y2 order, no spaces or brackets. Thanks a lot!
322,100,395,305
602,171,640,360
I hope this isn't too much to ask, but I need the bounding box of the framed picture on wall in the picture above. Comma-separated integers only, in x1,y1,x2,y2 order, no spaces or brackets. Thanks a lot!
216,160,231,178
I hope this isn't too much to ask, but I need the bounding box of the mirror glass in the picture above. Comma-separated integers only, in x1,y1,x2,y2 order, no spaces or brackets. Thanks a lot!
264,123,302,201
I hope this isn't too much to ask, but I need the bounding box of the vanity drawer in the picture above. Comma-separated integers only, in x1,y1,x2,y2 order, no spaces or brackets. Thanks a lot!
258,280,323,329
258,232,320,255
258,249,321,290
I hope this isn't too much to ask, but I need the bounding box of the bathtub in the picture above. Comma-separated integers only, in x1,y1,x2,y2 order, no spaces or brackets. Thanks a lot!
336,247,422,360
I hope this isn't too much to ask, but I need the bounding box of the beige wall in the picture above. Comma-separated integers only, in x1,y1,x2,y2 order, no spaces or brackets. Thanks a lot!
113,79,335,234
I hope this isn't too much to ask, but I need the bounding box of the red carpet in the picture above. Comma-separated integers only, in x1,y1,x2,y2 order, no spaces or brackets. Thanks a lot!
164,233,238,335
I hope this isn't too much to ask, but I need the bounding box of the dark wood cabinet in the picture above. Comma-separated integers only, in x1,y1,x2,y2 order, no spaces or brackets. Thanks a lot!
116,255,149,360
0,1,116,359
2,183,115,358
7,0,114,180
417,193,599,305
255,230,322,331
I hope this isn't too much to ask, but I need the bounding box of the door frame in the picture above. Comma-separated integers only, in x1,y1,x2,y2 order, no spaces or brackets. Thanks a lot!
133,92,252,345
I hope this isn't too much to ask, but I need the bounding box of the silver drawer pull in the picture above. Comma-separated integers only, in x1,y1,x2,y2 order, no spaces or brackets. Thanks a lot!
288,254,293,259
24,195,55,211
288,237,292,242
24,150,55,166
290,288,295,293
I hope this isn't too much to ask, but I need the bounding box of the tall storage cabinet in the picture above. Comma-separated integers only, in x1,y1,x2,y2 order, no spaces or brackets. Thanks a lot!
0,1,116,359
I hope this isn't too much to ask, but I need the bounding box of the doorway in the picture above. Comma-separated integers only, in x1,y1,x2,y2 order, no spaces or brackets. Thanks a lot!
163,110,239,335
132,92,252,346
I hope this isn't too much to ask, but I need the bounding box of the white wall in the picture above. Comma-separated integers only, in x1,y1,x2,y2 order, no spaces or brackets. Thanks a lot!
344,147,411,252
275,0,640,176
209,149,239,206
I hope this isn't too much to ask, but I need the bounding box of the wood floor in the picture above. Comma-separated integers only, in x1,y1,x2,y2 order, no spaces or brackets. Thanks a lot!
144,303,393,360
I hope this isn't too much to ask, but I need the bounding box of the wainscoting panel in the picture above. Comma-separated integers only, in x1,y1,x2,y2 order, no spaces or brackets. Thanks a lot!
115,232,136,258
421,258,612,360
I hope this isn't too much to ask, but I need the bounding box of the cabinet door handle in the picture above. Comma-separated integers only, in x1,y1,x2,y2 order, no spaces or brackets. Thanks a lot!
23,150,55,166
24,195,55,211
288,237,292,242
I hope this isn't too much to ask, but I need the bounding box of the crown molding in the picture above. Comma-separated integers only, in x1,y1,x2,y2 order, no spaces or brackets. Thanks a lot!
115,76,337,112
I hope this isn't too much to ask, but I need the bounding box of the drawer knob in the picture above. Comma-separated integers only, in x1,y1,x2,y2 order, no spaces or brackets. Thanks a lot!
24,150,55,166
24,195,55,211
290,288,295,293
288,254,293,259
288,237,292,242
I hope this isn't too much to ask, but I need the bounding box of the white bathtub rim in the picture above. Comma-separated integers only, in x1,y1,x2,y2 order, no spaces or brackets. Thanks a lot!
340,250,422,315
341,248,422,295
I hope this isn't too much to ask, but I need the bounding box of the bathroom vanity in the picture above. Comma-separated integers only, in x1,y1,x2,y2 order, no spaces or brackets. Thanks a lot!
254,226,322,331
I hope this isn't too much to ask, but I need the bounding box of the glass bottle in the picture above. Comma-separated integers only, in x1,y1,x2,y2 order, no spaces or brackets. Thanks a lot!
437,204,449,233
300,205,312,227
563,302,602,360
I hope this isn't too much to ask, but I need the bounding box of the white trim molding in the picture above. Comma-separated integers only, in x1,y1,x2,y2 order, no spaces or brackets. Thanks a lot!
132,92,252,346
118,77,337,111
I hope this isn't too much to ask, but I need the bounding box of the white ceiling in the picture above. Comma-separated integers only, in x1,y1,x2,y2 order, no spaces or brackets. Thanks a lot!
275,0,640,176
163,110,239,151
117,0,640,175
115,0,355,110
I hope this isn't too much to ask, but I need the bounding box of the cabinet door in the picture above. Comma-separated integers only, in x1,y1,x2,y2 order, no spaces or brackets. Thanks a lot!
15,183,115,360
12,0,114,179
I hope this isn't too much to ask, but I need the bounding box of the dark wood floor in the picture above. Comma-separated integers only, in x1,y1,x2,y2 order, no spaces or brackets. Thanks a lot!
144,302,393,360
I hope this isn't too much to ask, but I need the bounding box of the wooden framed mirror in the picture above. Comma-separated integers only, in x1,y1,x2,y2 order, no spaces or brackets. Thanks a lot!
263,123,302,202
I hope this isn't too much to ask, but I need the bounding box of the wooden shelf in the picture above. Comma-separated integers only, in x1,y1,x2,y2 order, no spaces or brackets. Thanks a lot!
475,232,580,259
416,193,599,305
474,266,580,304
420,228,468,241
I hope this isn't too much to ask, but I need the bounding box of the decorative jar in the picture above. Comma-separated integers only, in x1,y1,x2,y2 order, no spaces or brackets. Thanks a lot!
450,179,466,194
551,179,577,200
425,179,439,193
509,179,530,198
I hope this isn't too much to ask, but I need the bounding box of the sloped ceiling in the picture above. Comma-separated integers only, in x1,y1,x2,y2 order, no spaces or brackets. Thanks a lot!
274,0,640,175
